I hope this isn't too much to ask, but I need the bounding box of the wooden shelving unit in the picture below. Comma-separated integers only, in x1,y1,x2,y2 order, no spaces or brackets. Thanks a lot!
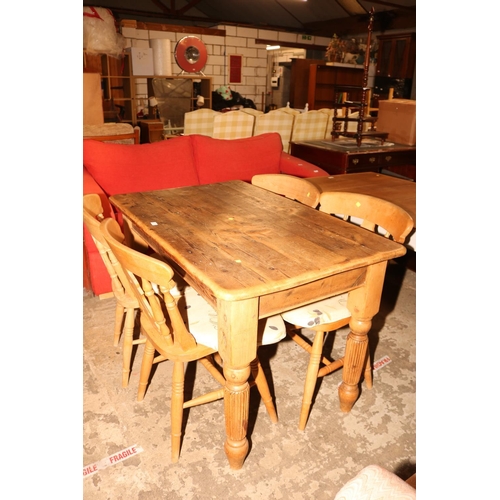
83,51,135,124
84,51,212,127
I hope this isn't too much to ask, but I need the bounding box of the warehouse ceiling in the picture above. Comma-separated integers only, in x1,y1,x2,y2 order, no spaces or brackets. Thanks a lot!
83,0,416,37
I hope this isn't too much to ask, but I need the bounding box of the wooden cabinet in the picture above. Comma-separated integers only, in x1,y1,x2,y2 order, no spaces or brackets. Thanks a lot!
289,59,325,109
375,33,416,79
138,120,164,143
290,59,364,110
307,64,364,110
374,33,415,102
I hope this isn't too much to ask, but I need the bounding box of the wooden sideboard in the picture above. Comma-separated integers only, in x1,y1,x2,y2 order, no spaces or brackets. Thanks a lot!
290,140,416,180
289,59,364,109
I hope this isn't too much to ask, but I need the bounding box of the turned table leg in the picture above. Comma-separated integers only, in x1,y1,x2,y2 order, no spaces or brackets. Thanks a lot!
339,318,371,412
223,365,251,469
217,298,258,470
339,262,387,412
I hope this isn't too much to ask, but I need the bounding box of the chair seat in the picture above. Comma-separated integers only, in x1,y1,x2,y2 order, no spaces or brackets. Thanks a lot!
334,465,416,500
179,285,286,350
281,293,349,328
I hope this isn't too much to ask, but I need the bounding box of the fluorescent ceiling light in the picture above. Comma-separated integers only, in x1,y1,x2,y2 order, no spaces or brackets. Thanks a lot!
266,45,281,50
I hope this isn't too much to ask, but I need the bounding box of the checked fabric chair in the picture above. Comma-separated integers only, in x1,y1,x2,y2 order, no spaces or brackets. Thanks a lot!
100,217,286,462
254,111,295,153
212,110,255,139
251,174,321,208
183,108,219,137
289,110,330,151
83,194,145,388
281,191,414,430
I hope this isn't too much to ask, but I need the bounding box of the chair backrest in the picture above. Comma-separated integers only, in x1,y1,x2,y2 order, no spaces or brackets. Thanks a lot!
318,108,335,139
212,110,255,139
318,191,414,243
254,111,295,153
275,106,301,116
183,108,219,136
83,194,136,302
251,174,321,208
100,218,198,357
289,110,330,151
239,108,264,117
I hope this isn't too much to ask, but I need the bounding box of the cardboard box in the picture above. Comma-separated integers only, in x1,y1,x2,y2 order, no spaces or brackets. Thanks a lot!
376,99,416,146
127,47,154,76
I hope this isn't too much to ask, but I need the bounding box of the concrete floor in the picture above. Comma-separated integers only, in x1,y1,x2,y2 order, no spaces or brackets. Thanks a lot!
83,260,415,499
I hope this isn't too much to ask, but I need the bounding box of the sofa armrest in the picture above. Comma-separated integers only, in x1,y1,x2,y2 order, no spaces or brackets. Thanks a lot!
83,167,115,218
83,167,117,295
279,152,328,178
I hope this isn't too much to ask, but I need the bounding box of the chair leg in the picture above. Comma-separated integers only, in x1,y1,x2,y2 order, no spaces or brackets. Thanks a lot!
121,307,136,388
287,329,332,367
299,330,325,431
114,303,125,346
250,357,278,424
171,361,185,463
137,340,156,401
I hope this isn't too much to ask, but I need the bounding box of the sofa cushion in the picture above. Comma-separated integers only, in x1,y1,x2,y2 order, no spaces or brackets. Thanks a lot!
83,137,200,196
191,133,282,184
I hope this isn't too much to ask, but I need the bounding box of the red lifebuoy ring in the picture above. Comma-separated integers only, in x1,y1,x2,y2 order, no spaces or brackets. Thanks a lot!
175,36,207,73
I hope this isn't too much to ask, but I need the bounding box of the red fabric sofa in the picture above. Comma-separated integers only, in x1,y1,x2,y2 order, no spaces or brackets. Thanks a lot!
83,132,328,296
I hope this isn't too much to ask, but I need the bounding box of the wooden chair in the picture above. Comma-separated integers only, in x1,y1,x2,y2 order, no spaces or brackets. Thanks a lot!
83,194,144,388
251,174,321,208
100,217,286,462
281,191,414,430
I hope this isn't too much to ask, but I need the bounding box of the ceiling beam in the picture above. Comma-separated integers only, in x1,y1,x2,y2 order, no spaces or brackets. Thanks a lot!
304,8,416,37
87,3,308,34
119,19,226,36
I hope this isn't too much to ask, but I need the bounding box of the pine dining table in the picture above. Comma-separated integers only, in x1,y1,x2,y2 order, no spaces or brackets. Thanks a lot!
110,180,407,470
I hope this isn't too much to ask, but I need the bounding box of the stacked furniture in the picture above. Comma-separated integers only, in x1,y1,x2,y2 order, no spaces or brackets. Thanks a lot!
330,9,388,147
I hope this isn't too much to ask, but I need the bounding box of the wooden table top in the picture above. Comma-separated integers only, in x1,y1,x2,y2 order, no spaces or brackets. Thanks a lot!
110,181,406,305
294,139,416,154
307,172,416,226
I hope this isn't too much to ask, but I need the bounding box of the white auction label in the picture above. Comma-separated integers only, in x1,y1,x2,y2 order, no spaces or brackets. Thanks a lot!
83,444,144,478
372,355,392,372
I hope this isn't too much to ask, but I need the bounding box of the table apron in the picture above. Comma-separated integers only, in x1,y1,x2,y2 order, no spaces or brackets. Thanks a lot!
259,267,367,318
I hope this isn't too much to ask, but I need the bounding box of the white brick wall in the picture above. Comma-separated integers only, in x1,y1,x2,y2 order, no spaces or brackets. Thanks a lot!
121,23,331,112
